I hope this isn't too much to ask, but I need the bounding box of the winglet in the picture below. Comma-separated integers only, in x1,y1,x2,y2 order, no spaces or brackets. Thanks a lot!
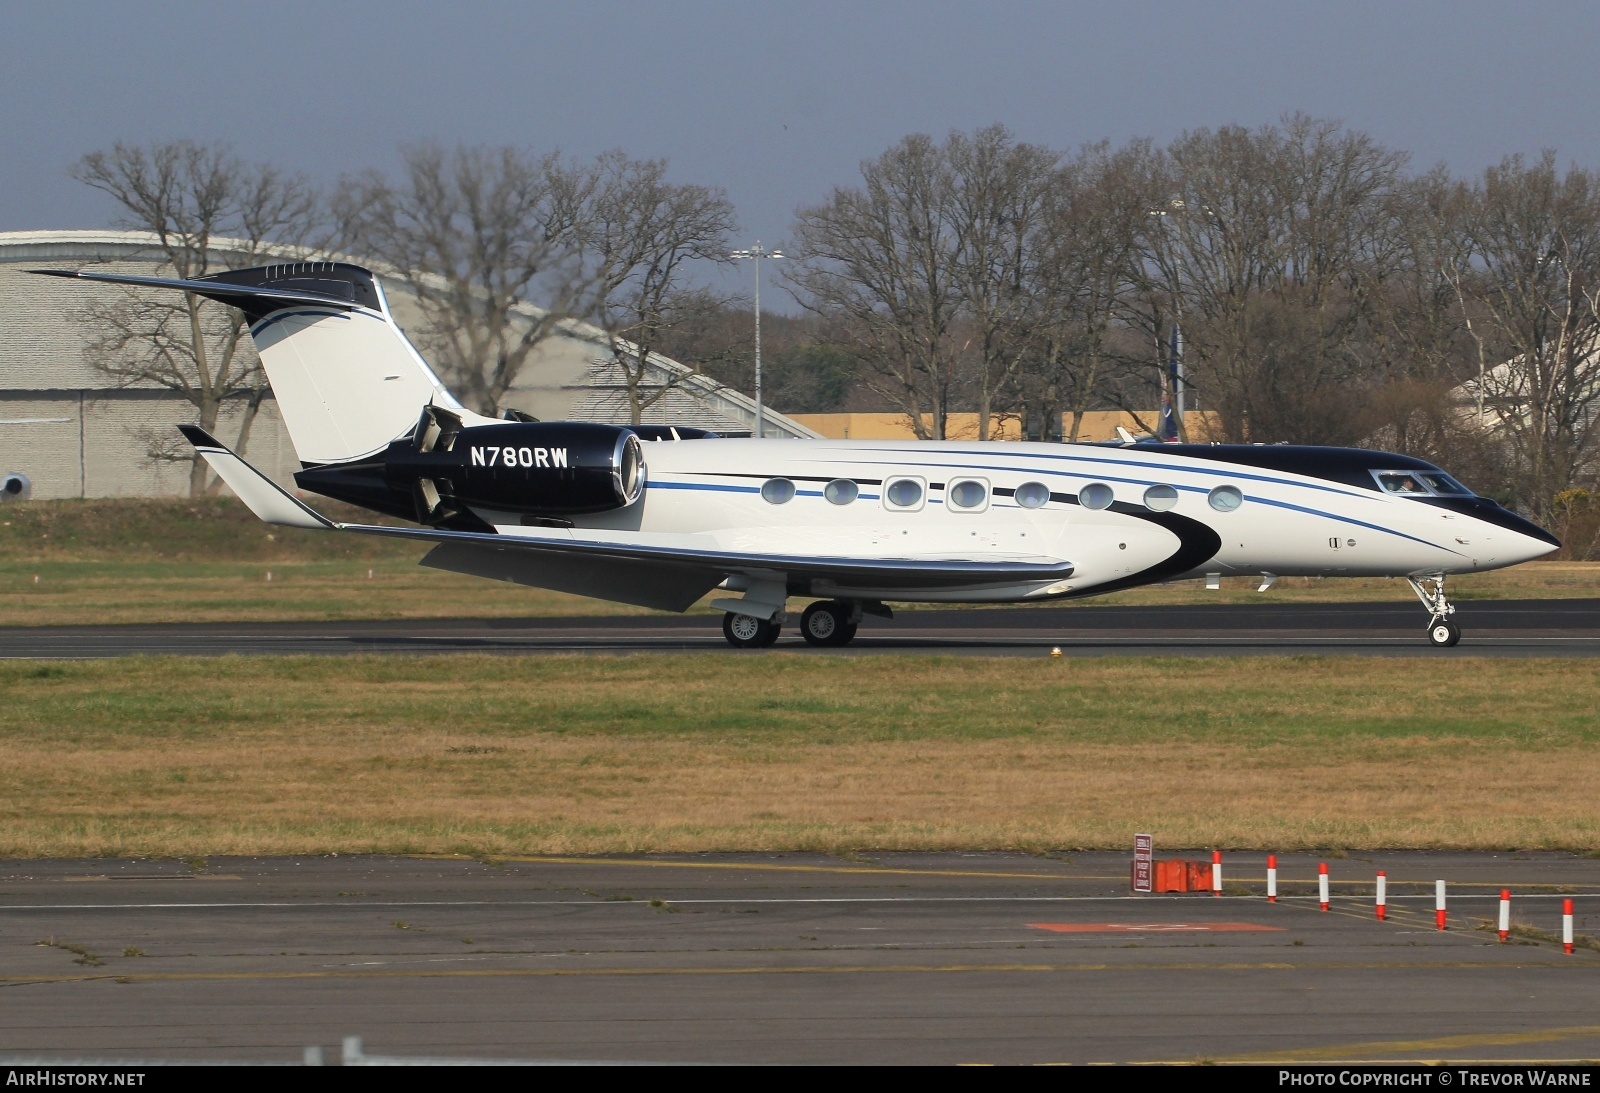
178,425,334,531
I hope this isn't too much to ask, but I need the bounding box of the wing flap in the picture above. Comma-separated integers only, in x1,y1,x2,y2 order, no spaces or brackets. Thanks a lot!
420,541,720,612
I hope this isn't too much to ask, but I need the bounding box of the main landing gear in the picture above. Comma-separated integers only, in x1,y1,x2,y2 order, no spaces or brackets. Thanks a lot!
722,611,782,648
799,600,860,647
1407,574,1461,648
720,600,863,648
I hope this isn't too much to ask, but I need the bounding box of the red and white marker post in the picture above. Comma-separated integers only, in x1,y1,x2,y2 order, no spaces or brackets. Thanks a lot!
1375,870,1387,921
1563,899,1575,955
1318,862,1330,912
1266,855,1277,903
1498,889,1511,942
1435,879,1448,931
1211,850,1222,897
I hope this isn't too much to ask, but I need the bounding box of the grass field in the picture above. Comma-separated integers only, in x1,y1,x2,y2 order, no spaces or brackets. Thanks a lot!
3,654,1597,858
2,498,1596,624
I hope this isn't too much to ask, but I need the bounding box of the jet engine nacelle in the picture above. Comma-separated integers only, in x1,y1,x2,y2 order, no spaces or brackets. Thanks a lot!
294,409,661,528
386,419,645,520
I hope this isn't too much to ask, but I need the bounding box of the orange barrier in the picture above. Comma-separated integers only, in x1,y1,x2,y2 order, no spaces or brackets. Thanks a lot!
1151,859,1213,893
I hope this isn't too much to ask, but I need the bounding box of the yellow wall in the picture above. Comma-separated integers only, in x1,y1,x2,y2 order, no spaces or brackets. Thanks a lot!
790,411,1222,443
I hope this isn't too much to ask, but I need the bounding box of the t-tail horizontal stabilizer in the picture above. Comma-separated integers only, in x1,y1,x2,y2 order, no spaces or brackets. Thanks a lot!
28,267,364,319
177,425,333,531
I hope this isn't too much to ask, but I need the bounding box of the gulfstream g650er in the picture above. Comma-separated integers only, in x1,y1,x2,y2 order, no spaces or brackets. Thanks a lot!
34,261,1559,648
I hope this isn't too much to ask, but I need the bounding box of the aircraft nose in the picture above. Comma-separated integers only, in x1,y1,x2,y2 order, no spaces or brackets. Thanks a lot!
1506,527,1561,564
1478,503,1561,563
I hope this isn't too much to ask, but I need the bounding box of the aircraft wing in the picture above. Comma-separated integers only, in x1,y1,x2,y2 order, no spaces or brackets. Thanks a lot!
181,425,1074,610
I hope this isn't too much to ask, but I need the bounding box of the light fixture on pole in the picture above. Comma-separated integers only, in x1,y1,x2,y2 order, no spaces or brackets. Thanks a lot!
1150,199,1196,442
730,242,784,439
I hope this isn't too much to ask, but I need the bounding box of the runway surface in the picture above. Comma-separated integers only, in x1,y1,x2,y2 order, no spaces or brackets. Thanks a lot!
1,852,1596,1064
3,597,1597,658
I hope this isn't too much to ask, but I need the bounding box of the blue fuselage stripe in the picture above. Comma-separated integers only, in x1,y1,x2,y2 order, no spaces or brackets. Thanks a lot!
646,474,1456,554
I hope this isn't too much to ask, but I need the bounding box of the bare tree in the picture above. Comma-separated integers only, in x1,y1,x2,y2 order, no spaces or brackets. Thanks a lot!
944,126,1057,439
1349,168,1507,477
71,140,317,495
1019,140,1165,441
654,306,857,414
1457,152,1600,521
334,144,596,416
583,153,738,423
1135,114,1409,444
788,134,962,439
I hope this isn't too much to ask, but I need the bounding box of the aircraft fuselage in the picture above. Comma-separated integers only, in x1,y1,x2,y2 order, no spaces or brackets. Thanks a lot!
496,437,1557,605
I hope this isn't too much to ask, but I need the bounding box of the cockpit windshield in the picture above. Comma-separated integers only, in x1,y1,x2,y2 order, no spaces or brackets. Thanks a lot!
1419,472,1472,495
1376,472,1428,496
1373,470,1474,498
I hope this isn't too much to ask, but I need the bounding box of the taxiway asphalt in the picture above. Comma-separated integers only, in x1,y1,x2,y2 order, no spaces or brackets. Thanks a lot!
1,598,1596,658
1,852,1596,1065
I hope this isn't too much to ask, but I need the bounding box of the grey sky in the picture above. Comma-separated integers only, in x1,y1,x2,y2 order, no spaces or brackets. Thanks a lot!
4,0,1597,305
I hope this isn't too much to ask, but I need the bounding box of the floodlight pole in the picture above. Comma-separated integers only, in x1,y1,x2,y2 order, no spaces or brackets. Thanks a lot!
1151,199,1199,442
731,243,784,438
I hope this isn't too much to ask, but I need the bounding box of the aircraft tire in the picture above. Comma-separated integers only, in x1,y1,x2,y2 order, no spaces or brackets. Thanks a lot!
800,601,855,646
723,611,781,648
1427,619,1461,648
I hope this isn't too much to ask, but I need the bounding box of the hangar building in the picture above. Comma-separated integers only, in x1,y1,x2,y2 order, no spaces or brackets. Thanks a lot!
0,230,815,499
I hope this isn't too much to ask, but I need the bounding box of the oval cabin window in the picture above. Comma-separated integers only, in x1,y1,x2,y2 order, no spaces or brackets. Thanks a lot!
761,478,796,505
1079,483,1114,510
948,479,988,510
1143,484,1179,512
1208,485,1244,512
885,478,924,509
824,479,859,505
1015,482,1050,509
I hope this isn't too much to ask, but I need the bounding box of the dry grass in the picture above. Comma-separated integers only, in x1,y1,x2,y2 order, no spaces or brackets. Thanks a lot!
1,654,1597,857
0,561,647,624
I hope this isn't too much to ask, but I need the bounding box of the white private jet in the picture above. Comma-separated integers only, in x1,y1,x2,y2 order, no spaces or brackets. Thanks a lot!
35,262,1560,648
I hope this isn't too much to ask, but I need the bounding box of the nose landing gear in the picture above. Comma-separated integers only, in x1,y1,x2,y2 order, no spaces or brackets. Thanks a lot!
1407,575,1461,647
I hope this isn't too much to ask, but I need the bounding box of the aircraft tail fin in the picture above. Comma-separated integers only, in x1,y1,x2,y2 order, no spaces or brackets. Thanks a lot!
32,263,477,466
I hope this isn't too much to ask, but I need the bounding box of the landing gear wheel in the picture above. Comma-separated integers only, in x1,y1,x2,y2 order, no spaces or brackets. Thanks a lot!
1407,574,1460,649
1428,619,1461,648
723,611,781,648
800,601,859,647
